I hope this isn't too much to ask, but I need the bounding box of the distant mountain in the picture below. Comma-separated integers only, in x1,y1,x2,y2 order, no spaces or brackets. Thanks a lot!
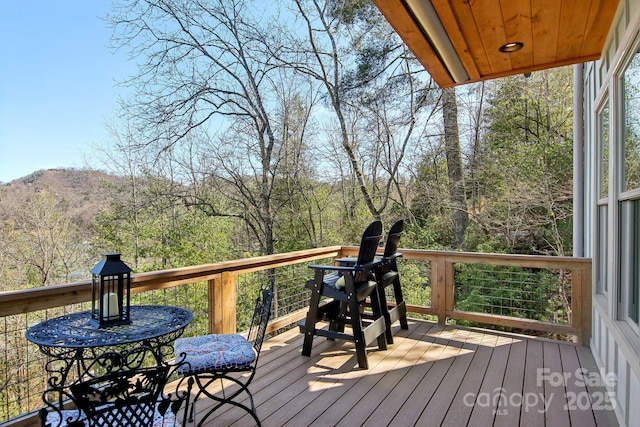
0,168,121,235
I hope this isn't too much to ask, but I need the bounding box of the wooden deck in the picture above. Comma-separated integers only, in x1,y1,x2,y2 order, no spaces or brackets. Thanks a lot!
185,319,619,427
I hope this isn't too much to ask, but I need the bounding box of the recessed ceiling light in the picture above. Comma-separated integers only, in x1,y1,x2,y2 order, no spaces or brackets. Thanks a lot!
499,42,524,53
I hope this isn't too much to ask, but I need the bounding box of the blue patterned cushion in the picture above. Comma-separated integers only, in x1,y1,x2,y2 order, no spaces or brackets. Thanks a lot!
323,272,344,290
174,334,256,373
153,407,176,426
44,409,84,427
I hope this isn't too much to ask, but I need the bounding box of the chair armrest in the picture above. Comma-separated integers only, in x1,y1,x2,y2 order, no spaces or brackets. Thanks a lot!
359,259,383,269
308,264,365,272
334,256,357,266
308,259,382,272
381,252,403,261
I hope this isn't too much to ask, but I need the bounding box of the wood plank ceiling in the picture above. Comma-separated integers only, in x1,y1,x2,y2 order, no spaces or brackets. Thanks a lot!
372,0,620,88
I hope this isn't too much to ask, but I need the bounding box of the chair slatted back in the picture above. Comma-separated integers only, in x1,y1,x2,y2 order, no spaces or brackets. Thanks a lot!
70,365,170,426
353,220,383,283
247,282,274,358
383,220,404,258
378,219,404,277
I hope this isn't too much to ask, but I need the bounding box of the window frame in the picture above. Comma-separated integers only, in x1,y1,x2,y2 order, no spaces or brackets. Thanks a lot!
595,95,610,297
615,34,640,333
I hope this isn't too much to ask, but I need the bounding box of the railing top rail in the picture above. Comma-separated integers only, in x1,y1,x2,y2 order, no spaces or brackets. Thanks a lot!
340,246,592,268
0,246,342,317
0,245,591,317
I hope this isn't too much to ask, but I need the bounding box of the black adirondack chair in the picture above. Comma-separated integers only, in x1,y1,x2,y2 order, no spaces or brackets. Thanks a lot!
300,220,387,369
173,282,274,426
374,219,408,344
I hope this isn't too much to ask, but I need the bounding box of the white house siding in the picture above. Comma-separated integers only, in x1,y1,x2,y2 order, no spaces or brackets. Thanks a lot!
585,1,640,426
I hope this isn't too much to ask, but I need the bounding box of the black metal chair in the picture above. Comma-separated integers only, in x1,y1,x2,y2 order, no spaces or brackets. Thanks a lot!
300,220,387,369
173,282,274,427
374,219,408,344
40,346,193,427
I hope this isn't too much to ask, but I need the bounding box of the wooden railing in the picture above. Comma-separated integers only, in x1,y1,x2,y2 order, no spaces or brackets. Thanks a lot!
0,246,344,335
340,247,592,344
0,247,591,425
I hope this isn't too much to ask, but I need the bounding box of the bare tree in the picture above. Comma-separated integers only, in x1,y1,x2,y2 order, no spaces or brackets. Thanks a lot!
442,87,468,248
0,190,86,286
108,0,316,255
457,82,487,215
94,119,148,268
276,0,434,224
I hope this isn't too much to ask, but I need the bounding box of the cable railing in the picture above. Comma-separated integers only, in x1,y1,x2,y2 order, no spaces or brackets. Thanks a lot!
0,246,591,425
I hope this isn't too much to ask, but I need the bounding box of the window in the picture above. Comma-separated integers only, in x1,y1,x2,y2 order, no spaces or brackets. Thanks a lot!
623,48,640,193
597,205,608,295
619,200,640,325
596,101,609,296
618,43,640,327
600,105,610,198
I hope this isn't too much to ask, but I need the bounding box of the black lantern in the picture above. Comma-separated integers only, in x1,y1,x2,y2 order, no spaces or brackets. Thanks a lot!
90,253,132,328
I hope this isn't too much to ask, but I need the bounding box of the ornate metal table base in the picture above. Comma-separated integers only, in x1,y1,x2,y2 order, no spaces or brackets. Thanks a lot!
26,305,193,426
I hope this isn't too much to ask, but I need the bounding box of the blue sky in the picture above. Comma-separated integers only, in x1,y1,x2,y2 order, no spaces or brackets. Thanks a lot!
0,1,134,183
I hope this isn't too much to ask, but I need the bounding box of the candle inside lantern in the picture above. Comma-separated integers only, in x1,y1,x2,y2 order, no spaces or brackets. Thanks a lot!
102,292,119,319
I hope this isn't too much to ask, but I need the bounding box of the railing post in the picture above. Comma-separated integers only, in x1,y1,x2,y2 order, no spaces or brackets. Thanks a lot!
433,257,447,324
445,261,455,316
209,272,237,334
568,265,592,345
583,265,592,345
572,265,592,345
208,277,217,334
570,267,582,344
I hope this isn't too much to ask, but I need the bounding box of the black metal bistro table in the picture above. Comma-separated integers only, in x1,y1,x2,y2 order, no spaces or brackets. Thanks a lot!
26,305,192,420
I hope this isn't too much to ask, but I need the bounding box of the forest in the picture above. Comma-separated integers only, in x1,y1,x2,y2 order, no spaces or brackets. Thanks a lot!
0,0,575,317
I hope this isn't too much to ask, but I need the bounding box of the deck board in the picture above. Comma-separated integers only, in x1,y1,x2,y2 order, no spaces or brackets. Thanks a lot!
180,319,619,427
543,341,571,427
559,343,598,427
388,325,463,426
441,332,497,426
359,322,441,426
521,339,545,427
493,338,527,427
575,344,621,427
415,330,476,426
466,335,511,427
